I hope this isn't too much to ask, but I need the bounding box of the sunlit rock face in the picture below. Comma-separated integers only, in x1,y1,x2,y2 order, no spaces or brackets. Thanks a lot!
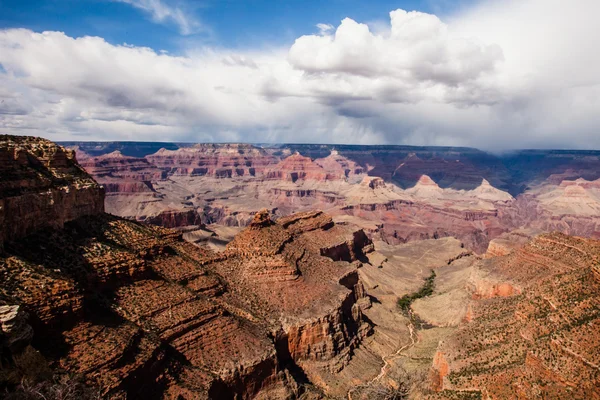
1,137,378,398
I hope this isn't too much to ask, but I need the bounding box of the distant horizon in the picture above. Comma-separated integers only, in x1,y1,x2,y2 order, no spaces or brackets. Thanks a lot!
55,138,600,155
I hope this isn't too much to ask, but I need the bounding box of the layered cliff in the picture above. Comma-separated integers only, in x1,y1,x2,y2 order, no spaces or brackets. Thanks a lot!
145,144,278,178
265,153,337,182
1,136,376,399
78,150,165,193
1,208,375,397
0,135,104,248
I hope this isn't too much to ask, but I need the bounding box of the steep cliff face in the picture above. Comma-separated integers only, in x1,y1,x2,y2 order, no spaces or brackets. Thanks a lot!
1,137,376,399
0,135,104,247
145,144,278,178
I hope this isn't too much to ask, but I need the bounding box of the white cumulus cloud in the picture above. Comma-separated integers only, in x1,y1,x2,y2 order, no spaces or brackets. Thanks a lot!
1,1,600,151
290,10,503,85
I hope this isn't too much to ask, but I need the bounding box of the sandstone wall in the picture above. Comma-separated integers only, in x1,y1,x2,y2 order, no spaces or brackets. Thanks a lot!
0,135,104,247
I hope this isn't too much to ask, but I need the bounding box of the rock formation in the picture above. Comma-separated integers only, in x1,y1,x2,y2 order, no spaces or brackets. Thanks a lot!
430,233,600,398
0,135,104,249
1,135,375,399
314,150,364,179
266,153,336,182
145,144,278,178
4,136,600,399
63,141,600,253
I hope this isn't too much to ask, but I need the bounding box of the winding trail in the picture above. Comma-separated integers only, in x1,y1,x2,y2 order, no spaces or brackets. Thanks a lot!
347,314,418,400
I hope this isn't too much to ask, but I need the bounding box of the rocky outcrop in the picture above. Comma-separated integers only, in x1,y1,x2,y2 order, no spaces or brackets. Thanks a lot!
314,150,364,179
0,303,51,390
360,176,386,189
319,230,374,262
0,135,104,248
0,305,33,352
266,153,337,182
145,144,278,178
212,210,374,388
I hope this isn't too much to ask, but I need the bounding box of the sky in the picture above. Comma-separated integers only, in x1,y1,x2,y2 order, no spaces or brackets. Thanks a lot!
0,0,599,150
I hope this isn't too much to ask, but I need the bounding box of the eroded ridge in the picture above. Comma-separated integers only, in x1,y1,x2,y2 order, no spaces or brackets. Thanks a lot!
0,137,377,399
431,233,600,399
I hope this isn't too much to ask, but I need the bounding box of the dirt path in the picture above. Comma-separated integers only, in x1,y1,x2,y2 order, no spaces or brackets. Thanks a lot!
347,314,418,400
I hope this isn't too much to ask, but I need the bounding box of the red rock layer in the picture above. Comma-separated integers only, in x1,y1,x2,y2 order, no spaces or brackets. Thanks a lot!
266,153,338,182
314,150,364,179
145,144,278,178
431,233,600,399
78,150,164,194
340,199,506,253
0,135,104,248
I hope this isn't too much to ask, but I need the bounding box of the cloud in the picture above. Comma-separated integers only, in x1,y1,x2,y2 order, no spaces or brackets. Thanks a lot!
1,2,600,151
316,23,334,35
290,10,503,85
115,0,202,35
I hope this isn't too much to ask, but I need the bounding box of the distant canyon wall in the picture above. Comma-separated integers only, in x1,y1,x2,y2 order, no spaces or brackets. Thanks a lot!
64,141,600,253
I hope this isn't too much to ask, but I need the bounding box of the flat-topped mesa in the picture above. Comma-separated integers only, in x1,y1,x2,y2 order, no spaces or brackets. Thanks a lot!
145,143,278,177
0,135,104,246
266,152,338,182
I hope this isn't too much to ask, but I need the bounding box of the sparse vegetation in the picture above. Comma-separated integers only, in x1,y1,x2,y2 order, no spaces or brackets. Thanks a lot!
3,375,102,400
359,384,409,399
397,269,436,312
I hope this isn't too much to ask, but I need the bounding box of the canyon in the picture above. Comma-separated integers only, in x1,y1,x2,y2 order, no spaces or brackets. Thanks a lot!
1,135,600,399
65,141,600,254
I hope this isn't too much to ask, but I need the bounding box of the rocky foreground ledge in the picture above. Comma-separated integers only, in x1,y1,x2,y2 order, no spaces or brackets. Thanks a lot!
0,136,375,398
